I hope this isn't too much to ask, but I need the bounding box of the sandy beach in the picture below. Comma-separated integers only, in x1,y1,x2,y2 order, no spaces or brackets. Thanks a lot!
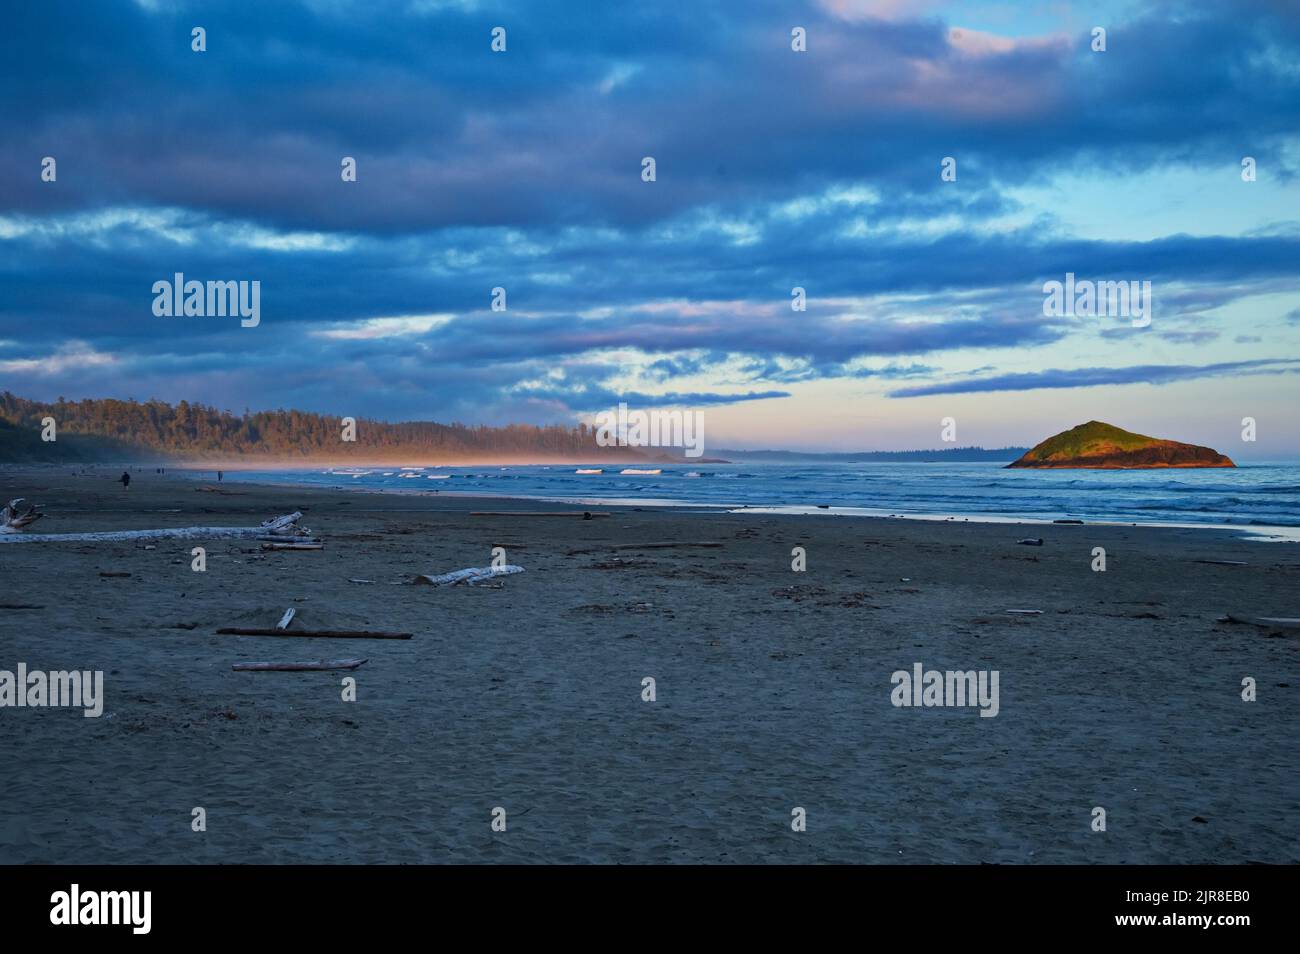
1,466,1296,864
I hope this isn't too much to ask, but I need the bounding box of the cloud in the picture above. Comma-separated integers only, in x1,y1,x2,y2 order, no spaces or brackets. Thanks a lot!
888,359,1300,397
0,0,1297,433
0,341,119,375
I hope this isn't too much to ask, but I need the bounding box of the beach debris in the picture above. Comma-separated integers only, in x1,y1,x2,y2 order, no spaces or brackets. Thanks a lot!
233,658,367,672
0,603,45,610
1052,519,1084,524
1194,559,1248,566
217,627,413,639
1,499,43,532
471,511,610,518
1016,538,1044,546
276,608,296,630
261,542,324,551
99,571,131,578
771,584,831,602
0,510,314,545
1217,614,1300,630
412,565,525,586
347,578,376,584
1006,609,1043,615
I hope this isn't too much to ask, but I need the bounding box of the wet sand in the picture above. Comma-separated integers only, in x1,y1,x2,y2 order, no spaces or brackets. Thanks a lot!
1,466,1296,863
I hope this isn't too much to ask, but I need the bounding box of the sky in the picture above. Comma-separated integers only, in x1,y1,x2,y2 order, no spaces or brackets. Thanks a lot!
1,0,1297,456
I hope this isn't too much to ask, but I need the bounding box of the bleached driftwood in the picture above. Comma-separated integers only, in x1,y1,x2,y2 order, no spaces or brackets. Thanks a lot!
0,510,311,544
1,499,43,532
233,658,367,672
413,565,525,586
276,608,296,630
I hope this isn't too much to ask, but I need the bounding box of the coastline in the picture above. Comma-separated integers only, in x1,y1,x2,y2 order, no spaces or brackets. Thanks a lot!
2,468,1296,863
71,463,1300,543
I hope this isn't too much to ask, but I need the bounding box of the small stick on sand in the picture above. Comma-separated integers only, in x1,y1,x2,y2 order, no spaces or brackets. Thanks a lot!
1006,609,1043,615
99,571,131,578
261,542,324,551
217,628,412,639
471,511,610,518
276,608,296,630
1194,560,1248,566
0,603,45,610
233,658,367,672
568,541,723,555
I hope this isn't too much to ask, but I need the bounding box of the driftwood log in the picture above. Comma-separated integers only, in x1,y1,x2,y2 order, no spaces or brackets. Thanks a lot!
217,627,412,639
0,509,313,544
233,658,367,672
413,565,525,586
471,511,610,518
1219,614,1300,629
1,499,43,531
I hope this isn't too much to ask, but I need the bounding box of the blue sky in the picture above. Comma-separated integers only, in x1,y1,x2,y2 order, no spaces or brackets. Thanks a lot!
1,0,1297,454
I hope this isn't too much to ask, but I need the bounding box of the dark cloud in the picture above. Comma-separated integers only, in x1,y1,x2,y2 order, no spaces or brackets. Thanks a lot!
2,1,1296,231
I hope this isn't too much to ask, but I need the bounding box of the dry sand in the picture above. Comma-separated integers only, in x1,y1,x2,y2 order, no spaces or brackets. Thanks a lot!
1,466,1296,863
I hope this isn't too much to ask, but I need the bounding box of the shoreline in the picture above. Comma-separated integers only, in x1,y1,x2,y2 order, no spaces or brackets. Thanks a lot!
69,466,1300,543
7,463,1299,541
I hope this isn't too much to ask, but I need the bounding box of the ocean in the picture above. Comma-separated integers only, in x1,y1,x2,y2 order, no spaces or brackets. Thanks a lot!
231,460,1300,533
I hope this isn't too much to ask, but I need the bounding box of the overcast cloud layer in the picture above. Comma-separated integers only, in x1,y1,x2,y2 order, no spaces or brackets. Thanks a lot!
1,0,1297,447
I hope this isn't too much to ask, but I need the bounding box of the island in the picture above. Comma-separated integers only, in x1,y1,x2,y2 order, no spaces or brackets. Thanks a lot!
1007,421,1235,469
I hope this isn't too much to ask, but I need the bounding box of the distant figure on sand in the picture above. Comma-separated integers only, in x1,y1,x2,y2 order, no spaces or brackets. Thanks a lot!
119,471,131,488
217,470,223,482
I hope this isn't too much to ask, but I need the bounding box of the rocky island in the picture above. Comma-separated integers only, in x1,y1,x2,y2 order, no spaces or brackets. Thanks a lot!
1007,421,1235,469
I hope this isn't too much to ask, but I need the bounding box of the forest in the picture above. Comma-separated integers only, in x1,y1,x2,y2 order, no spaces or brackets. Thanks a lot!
0,392,650,463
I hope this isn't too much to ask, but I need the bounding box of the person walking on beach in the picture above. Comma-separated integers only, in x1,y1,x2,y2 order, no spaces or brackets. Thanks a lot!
217,470,223,482
118,471,131,488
